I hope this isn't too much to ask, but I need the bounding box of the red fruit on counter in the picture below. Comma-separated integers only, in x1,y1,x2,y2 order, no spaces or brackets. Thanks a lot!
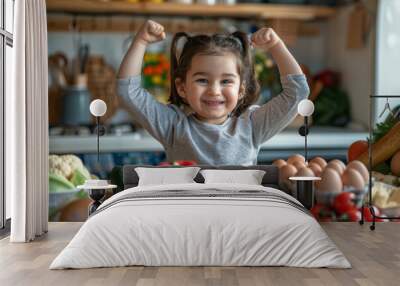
311,204,335,221
335,192,356,204
344,208,361,222
360,206,383,222
333,192,356,215
347,140,368,162
311,204,324,219
361,206,373,221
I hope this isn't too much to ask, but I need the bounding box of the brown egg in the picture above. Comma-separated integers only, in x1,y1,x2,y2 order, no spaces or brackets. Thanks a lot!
310,157,327,169
346,160,369,183
296,167,315,177
279,164,297,183
317,168,343,193
342,168,365,190
330,159,346,171
326,161,345,175
287,154,306,165
308,162,322,177
273,159,287,168
292,160,306,171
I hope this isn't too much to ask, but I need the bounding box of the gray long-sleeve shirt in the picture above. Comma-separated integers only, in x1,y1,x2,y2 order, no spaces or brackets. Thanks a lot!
118,74,309,165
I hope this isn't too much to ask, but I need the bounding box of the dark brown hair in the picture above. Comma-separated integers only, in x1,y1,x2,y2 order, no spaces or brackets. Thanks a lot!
170,31,260,117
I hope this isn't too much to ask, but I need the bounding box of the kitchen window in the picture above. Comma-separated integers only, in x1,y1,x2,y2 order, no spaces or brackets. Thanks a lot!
1,0,14,231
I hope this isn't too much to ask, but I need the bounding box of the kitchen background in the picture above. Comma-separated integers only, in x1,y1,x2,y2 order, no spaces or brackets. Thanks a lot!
45,0,400,222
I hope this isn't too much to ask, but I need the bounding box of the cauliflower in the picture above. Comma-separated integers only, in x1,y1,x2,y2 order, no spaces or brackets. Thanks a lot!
60,154,84,172
49,155,72,178
49,154,89,180
49,154,92,191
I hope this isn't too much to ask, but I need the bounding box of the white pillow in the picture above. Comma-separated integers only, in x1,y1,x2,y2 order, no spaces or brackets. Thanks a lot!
200,169,266,185
135,167,201,186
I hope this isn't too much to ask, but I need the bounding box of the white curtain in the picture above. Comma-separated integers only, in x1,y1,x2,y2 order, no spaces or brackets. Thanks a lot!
7,0,49,242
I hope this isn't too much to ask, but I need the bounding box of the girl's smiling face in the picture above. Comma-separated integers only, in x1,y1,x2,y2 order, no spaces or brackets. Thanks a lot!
175,52,244,125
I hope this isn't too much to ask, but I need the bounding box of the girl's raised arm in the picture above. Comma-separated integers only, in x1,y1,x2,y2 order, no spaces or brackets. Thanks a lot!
251,28,303,76
249,27,309,147
117,20,166,78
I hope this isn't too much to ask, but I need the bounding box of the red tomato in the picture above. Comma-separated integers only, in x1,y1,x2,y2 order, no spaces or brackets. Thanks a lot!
345,208,361,222
311,204,335,221
311,204,325,219
347,140,368,162
335,192,356,204
333,192,356,215
360,206,383,222
360,206,373,221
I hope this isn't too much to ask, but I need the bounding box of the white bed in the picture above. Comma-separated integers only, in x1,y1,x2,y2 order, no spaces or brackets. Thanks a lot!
50,183,351,269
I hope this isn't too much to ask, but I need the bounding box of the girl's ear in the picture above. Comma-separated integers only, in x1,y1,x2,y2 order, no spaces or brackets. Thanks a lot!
175,78,186,99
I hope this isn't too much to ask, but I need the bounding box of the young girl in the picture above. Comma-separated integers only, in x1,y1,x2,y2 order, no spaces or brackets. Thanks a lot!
117,20,309,165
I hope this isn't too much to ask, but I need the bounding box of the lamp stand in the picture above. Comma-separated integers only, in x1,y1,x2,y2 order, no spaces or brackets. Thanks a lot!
298,116,310,164
304,116,308,163
96,116,99,162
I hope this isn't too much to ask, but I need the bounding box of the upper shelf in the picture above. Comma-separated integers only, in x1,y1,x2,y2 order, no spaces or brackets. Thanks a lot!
46,0,336,21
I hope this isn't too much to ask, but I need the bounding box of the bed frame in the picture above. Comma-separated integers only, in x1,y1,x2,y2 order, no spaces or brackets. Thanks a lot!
122,165,280,190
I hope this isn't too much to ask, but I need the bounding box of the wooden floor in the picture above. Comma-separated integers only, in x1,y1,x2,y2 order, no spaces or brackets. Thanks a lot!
0,222,399,286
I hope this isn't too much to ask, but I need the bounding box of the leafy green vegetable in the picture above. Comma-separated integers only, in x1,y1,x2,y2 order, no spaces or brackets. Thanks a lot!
372,104,400,143
372,162,392,174
313,87,351,126
69,168,91,187
49,173,75,193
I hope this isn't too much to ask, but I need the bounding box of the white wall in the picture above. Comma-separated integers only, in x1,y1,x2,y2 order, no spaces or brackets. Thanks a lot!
326,1,375,129
290,22,328,74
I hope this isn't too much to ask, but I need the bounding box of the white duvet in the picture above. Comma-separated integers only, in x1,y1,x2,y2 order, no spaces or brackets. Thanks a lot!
50,183,351,269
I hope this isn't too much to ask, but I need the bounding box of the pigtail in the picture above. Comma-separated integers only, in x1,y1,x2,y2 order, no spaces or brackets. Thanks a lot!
231,31,260,116
170,32,190,106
